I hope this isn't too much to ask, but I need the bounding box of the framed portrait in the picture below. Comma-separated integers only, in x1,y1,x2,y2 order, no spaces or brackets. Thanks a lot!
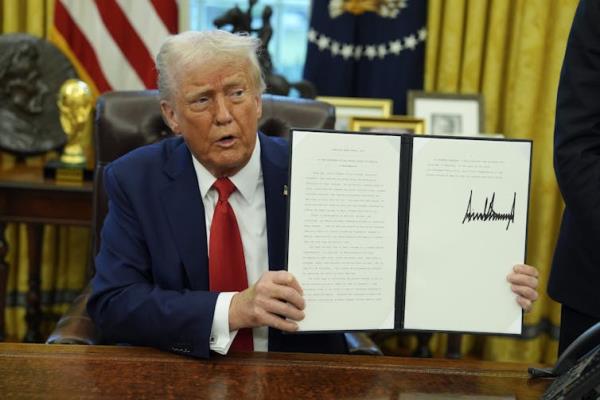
316,96,393,130
349,116,425,134
407,91,484,136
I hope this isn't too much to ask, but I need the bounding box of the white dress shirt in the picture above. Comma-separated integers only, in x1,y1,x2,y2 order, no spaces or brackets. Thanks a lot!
191,138,269,354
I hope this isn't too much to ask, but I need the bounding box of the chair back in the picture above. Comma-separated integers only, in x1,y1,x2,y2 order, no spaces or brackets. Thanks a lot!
49,91,383,355
91,90,335,269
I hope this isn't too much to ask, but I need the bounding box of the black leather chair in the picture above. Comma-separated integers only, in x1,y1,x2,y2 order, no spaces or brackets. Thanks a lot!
46,90,381,355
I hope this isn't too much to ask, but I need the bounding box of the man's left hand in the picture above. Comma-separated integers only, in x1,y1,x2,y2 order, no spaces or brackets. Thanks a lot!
507,264,539,312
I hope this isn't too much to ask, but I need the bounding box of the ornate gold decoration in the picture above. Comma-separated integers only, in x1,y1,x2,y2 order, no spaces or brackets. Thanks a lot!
329,0,406,19
57,79,93,165
342,0,379,15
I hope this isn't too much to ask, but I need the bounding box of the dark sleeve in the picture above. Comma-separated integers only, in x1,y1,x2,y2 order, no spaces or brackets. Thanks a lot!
554,0,600,230
87,163,218,358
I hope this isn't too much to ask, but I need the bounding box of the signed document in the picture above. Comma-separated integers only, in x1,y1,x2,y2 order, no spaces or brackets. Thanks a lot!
286,130,531,335
403,137,530,334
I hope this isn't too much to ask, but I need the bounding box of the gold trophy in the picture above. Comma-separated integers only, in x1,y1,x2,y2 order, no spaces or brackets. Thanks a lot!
58,79,92,165
45,79,94,181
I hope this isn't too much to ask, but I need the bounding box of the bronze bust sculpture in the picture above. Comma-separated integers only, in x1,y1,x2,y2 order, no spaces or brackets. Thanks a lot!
0,33,76,155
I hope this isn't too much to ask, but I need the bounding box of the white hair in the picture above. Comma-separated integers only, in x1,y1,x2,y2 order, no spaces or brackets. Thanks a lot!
156,30,266,101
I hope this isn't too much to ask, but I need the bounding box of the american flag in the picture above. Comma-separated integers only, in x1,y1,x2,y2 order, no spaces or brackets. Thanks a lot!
50,0,178,97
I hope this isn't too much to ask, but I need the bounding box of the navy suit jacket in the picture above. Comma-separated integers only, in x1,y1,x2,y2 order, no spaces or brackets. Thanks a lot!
88,132,347,358
549,0,600,319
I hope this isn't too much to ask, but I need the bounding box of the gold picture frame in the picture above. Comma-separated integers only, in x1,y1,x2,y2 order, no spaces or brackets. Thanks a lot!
349,116,425,134
316,96,394,130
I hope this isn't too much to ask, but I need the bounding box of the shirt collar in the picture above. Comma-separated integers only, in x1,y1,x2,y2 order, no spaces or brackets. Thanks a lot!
192,135,261,203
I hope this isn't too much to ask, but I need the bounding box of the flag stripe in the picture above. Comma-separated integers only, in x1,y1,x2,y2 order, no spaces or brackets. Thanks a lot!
60,0,144,90
95,0,157,88
52,0,177,93
151,0,178,34
54,0,112,93
116,0,171,61
49,26,101,97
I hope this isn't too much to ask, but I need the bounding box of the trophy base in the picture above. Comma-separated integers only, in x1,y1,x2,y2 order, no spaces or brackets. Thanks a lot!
44,159,94,182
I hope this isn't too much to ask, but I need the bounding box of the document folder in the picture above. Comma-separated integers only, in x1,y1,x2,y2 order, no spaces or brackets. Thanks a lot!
285,129,532,336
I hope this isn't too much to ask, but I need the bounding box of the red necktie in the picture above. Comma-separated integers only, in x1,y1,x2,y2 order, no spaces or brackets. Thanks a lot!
209,178,253,352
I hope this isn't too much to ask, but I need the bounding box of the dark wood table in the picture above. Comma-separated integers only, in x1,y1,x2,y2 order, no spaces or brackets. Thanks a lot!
0,166,93,342
0,343,552,399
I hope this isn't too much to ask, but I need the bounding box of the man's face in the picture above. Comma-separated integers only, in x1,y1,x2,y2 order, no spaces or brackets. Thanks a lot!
161,60,262,177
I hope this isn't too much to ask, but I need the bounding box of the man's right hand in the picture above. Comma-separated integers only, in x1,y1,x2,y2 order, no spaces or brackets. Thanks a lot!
228,271,305,332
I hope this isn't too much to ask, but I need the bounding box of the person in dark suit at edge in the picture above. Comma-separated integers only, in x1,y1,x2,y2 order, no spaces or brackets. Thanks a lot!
550,0,600,355
87,30,540,359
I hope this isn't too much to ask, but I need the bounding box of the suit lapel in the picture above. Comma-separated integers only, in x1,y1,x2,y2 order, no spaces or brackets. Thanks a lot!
259,133,289,271
160,141,209,290
158,134,288,289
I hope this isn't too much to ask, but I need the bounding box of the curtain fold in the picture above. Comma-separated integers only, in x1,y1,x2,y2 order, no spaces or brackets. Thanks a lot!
1,0,48,36
425,0,579,363
1,0,90,342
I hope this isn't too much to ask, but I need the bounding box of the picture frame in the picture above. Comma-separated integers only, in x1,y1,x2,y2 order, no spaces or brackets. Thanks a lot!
316,96,393,130
349,116,425,134
407,91,484,136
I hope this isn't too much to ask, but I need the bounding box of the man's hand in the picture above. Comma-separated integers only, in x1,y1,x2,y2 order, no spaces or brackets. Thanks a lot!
507,264,539,312
229,271,305,332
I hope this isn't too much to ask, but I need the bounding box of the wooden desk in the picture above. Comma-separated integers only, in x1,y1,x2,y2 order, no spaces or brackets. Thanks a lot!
0,343,551,399
0,166,92,342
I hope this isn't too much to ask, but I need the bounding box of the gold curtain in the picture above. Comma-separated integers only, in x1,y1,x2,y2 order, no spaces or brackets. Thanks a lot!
1,0,90,341
0,0,50,37
424,0,579,363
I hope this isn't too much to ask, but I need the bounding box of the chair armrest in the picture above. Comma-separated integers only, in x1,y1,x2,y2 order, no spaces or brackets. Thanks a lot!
46,284,99,345
344,332,383,356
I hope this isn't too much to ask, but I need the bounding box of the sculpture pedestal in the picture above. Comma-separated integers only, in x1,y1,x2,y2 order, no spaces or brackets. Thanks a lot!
43,159,93,182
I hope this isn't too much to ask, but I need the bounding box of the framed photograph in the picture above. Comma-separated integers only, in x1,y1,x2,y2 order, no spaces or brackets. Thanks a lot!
407,91,484,135
349,116,425,134
317,96,393,130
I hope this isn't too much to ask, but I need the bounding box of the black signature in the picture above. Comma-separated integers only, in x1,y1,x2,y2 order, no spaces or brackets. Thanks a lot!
462,191,516,230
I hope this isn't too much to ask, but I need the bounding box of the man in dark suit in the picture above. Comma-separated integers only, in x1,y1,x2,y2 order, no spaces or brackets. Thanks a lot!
550,0,600,355
88,30,539,359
